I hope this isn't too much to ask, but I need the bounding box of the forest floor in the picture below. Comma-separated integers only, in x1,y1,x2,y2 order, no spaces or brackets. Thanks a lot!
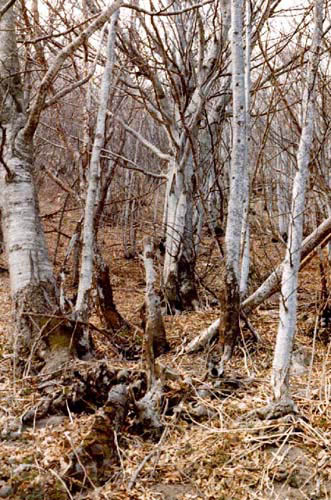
0,192,330,500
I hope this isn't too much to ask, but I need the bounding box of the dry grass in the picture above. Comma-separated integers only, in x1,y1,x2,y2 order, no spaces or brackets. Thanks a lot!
0,196,330,499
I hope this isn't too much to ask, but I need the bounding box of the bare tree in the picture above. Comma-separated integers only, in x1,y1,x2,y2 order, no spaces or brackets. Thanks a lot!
211,0,247,377
269,0,324,417
0,0,123,373
76,9,120,321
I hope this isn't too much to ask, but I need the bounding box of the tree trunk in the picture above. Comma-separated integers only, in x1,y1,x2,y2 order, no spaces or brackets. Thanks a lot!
76,9,120,320
271,0,323,411
95,252,129,333
143,237,169,371
0,4,62,373
239,0,252,299
163,157,199,313
215,0,247,376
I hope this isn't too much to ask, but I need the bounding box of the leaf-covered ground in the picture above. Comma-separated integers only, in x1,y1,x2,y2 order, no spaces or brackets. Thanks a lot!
0,192,330,499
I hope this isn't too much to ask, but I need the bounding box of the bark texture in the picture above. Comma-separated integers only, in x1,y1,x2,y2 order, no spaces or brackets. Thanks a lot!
143,237,169,387
0,3,59,371
271,0,323,409
215,0,246,376
76,8,120,320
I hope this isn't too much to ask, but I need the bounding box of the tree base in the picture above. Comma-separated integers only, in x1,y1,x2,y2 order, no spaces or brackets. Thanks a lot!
256,401,298,420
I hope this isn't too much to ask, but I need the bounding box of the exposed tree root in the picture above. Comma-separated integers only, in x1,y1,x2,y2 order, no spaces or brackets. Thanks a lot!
18,355,251,494
64,384,129,489
256,401,298,420
134,379,164,439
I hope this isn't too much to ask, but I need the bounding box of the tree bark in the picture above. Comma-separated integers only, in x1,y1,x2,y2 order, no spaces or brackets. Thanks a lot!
271,0,323,410
76,8,120,320
0,3,60,372
163,157,199,313
215,0,247,376
239,0,252,299
143,237,169,388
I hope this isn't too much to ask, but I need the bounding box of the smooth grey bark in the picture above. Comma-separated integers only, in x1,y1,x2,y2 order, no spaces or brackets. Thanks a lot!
162,154,199,313
0,1,123,373
214,0,247,376
76,9,120,320
276,152,290,241
239,0,252,298
271,0,323,410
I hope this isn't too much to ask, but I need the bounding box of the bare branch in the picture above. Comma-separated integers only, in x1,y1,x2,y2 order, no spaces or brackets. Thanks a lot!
102,149,167,179
123,0,215,17
0,0,17,20
43,24,107,109
18,13,100,44
23,0,124,141
108,111,171,162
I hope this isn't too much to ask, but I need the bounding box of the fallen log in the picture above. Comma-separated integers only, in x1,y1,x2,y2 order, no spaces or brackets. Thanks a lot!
186,216,331,353
242,215,331,313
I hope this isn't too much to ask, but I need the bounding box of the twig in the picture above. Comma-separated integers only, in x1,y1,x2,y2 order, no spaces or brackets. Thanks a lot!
122,0,214,17
114,430,126,478
49,469,74,500
0,0,19,19
21,311,123,347
240,310,261,343
64,431,97,490
128,427,167,491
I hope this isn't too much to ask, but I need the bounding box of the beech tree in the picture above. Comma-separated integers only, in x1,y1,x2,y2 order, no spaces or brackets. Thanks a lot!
75,9,120,321
0,0,123,373
212,0,247,377
269,0,324,417
115,0,284,313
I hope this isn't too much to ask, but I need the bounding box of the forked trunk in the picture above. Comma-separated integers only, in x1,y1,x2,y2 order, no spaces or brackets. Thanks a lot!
163,159,199,313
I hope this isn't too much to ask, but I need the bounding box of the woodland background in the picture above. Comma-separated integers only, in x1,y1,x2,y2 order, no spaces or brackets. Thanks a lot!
0,0,330,499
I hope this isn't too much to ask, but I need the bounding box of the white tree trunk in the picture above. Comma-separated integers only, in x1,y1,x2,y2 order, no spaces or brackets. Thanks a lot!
216,0,247,374
271,0,323,408
239,0,252,298
143,237,169,388
76,8,119,319
276,151,290,240
227,0,246,281
163,154,199,312
0,3,57,368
